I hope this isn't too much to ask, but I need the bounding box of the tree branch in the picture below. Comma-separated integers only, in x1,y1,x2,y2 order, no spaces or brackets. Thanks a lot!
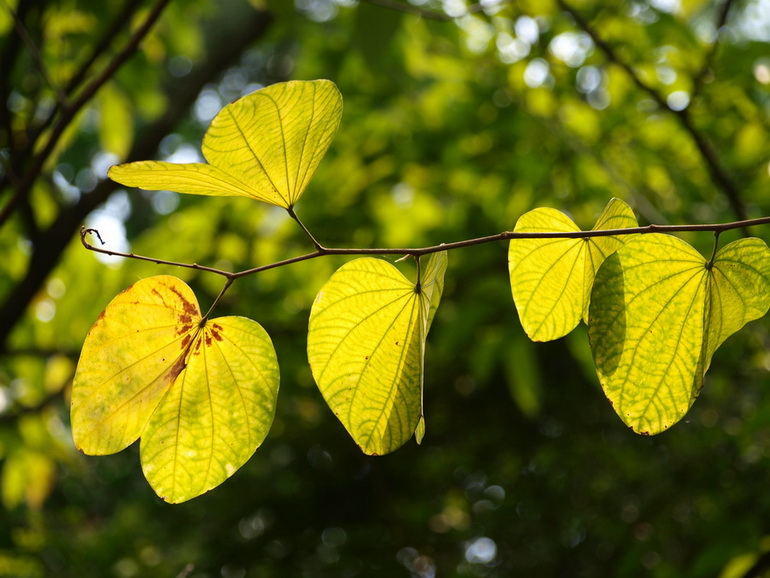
556,0,748,227
4,0,66,108
24,0,148,149
360,0,507,20
0,6,274,353
691,0,734,101
0,0,173,229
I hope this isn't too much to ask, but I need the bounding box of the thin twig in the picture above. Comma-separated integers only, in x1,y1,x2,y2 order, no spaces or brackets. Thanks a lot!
287,206,326,250
81,214,770,280
691,0,734,102
3,0,67,108
28,0,147,146
556,0,748,227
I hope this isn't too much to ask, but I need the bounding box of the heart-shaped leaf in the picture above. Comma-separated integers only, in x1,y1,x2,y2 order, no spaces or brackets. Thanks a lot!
589,234,770,435
509,198,638,341
108,79,342,208
307,252,447,455
71,276,279,503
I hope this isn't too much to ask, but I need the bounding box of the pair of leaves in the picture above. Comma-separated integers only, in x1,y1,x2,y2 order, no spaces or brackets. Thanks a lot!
589,235,770,435
508,198,638,342
108,80,342,208
308,252,448,456
71,276,279,503
508,199,770,435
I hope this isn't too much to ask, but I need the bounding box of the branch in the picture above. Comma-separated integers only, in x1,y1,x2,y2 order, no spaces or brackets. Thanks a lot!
80,213,770,280
4,0,66,108
556,0,748,226
62,0,146,99
25,0,147,147
0,0,173,229
360,0,507,20
0,0,34,149
691,0,734,101
0,6,274,353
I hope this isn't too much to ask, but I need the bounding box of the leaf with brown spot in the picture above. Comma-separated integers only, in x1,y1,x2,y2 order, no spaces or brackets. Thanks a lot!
71,276,279,503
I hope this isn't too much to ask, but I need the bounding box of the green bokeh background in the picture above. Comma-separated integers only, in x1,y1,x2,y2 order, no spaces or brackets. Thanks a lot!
2,0,770,576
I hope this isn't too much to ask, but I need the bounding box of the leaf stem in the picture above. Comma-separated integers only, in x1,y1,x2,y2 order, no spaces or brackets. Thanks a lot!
414,255,422,294
202,278,235,321
287,206,326,251
706,232,721,270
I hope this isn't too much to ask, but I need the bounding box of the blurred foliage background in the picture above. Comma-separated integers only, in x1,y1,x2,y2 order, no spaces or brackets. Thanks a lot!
1,0,770,576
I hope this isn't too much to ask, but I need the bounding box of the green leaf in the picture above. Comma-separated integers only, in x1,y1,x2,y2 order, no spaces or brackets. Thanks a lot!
71,276,279,503
589,235,770,435
307,252,447,455
108,79,342,208
98,83,133,159
508,198,638,341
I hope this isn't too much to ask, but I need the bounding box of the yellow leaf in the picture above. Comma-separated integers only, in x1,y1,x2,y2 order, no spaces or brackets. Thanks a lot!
307,252,447,455
108,80,342,208
71,276,279,503
508,198,638,341
590,235,770,435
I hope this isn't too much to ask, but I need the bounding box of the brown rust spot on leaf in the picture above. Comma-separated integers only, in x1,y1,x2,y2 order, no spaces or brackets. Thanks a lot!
167,353,187,383
168,284,199,317
177,324,193,335
210,323,224,343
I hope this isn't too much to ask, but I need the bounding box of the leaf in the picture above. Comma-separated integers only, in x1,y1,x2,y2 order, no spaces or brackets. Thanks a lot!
108,79,342,208
98,83,133,158
508,198,638,341
71,276,279,503
307,252,448,455
589,235,770,435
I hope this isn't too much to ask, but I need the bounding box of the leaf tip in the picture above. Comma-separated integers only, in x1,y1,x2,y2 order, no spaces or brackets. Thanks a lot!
415,416,426,445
